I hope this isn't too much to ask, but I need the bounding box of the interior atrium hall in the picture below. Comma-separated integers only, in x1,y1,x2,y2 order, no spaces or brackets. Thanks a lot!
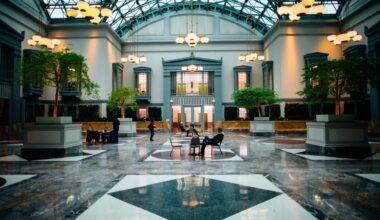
0,0,380,219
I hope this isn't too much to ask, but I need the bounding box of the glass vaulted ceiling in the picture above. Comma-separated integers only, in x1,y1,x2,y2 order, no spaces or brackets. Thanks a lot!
40,0,344,36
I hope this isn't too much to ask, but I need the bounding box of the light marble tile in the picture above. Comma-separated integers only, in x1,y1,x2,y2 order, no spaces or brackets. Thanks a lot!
0,155,28,162
281,149,357,161
226,194,317,220
356,173,380,183
0,174,36,189
77,195,165,220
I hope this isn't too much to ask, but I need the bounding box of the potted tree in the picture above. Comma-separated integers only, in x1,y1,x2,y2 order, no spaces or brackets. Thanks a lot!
107,87,137,137
298,57,374,158
232,88,278,135
21,48,99,159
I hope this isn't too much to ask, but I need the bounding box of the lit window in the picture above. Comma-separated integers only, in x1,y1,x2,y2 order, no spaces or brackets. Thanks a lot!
139,108,147,119
239,108,247,119
238,72,247,90
138,73,147,96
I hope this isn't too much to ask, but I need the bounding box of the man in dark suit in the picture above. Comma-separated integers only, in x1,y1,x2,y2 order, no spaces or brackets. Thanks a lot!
199,128,224,156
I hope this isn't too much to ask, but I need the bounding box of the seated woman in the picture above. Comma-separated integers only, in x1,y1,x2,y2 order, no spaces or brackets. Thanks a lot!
199,128,224,156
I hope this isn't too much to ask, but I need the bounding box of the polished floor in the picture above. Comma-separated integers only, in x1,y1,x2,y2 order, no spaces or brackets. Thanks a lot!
0,132,379,219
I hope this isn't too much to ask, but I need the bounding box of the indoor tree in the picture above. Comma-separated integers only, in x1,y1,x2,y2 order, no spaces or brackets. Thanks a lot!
297,57,374,116
22,48,99,118
232,87,278,117
107,87,137,118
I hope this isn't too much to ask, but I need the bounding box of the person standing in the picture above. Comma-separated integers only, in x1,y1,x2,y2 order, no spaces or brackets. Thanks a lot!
112,117,120,143
148,119,156,141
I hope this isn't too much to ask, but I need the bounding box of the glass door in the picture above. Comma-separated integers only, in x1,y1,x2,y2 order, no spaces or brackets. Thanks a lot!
184,106,202,127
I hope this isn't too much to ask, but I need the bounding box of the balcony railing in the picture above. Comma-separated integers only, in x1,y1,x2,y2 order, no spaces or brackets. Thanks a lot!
171,95,214,105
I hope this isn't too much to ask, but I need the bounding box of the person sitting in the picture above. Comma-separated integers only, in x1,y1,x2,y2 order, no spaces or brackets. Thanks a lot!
86,130,100,144
188,122,199,137
199,128,224,156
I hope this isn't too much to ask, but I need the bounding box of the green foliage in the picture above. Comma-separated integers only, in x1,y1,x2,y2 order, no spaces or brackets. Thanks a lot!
21,48,99,117
232,87,278,116
107,87,137,118
297,56,375,115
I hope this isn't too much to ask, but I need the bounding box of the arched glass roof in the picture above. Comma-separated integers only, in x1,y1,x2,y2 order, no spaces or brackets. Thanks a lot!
40,0,344,36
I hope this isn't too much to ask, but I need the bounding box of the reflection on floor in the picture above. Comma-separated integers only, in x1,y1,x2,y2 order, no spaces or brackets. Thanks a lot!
78,175,316,220
0,133,379,219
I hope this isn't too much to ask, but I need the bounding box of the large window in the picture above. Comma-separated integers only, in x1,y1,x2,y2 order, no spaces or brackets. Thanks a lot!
171,71,213,96
262,61,273,90
237,72,248,90
134,67,151,97
304,53,328,87
137,73,147,96
233,66,251,90
112,63,124,90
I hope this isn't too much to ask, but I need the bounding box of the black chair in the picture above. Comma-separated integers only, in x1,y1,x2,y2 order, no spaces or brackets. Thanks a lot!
209,135,224,155
86,130,100,143
189,136,201,155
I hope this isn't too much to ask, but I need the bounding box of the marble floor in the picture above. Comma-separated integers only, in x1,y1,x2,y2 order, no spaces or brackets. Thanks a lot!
0,132,379,220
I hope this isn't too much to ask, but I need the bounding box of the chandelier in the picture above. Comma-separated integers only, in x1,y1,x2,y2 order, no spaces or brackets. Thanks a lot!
121,55,147,64
327,30,362,45
277,0,325,22
175,0,209,47
238,52,265,63
181,64,203,72
27,35,61,49
176,32,209,48
66,1,112,24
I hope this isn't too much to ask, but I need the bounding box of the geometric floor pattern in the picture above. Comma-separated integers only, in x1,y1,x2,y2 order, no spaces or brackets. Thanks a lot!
144,149,244,162
0,175,36,189
77,175,317,220
281,148,380,161
0,150,106,162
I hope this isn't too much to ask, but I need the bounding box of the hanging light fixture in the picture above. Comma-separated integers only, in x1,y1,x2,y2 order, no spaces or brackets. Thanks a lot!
175,0,209,47
120,31,147,64
66,1,112,24
27,35,61,49
277,2,324,21
327,29,362,45
238,52,265,63
182,64,203,72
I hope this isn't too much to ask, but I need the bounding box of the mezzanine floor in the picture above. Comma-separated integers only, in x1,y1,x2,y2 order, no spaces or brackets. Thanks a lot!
0,132,379,220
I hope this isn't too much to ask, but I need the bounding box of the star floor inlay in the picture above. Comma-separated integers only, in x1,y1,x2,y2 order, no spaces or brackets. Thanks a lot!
77,175,317,220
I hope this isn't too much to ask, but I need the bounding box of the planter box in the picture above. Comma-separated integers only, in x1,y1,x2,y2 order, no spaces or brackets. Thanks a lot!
36,116,72,124
250,120,275,136
316,114,355,122
254,117,270,121
119,118,136,137
306,121,371,158
21,123,82,160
